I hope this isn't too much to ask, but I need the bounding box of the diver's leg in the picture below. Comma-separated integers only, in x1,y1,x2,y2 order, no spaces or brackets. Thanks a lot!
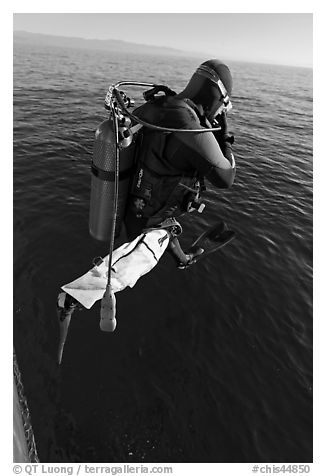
169,236,204,265
178,221,236,269
56,292,83,364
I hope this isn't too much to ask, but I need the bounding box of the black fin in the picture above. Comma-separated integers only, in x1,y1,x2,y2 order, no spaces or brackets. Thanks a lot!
187,221,236,263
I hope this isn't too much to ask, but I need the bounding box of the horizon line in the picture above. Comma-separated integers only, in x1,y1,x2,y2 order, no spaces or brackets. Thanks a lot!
13,29,313,70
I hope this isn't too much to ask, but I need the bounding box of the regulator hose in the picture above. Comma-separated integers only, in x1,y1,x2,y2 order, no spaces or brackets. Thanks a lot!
110,81,222,133
106,100,120,288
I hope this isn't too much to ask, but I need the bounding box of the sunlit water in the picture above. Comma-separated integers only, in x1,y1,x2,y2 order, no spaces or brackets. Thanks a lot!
13,43,312,463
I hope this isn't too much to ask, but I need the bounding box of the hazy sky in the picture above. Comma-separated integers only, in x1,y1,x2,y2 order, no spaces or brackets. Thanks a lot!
13,13,312,67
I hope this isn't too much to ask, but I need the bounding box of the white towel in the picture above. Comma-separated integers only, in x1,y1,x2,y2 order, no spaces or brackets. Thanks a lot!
61,229,170,309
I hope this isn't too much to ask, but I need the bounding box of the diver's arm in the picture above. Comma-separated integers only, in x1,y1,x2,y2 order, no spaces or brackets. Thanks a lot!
211,111,235,172
174,130,236,189
204,136,236,189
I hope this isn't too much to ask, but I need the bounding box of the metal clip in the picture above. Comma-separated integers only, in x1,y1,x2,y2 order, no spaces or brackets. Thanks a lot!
104,85,115,109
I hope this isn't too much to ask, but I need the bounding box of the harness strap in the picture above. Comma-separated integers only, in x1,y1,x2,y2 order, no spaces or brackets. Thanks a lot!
91,162,134,182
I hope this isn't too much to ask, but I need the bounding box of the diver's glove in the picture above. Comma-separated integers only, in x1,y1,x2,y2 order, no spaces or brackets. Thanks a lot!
213,110,229,137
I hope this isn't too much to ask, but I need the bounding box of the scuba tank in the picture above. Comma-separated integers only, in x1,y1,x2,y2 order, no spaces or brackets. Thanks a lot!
89,113,139,242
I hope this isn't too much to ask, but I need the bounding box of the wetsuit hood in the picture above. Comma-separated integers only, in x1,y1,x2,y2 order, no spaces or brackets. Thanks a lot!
177,59,233,122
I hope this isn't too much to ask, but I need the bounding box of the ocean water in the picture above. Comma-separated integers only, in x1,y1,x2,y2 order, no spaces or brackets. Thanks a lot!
13,43,313,463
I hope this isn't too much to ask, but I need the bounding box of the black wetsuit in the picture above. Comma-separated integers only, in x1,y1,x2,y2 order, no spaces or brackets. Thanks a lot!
124,95,235,238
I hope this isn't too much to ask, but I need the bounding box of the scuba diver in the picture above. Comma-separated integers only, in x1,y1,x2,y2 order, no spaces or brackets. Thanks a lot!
56,59,237,362
124,58,236,267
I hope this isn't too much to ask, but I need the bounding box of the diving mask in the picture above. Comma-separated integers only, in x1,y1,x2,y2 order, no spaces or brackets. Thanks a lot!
214,99,232,117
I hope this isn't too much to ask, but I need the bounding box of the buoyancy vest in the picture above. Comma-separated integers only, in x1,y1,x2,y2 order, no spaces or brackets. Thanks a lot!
127,96,206,222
